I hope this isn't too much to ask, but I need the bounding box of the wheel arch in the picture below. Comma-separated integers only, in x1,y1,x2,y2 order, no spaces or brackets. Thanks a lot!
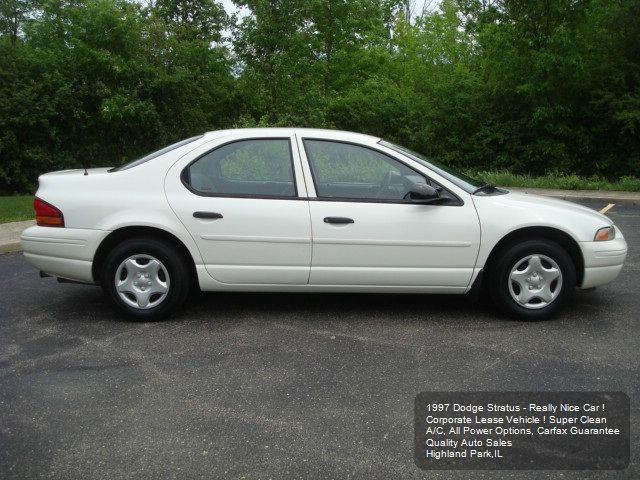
484,226,584,286
92,226,199,288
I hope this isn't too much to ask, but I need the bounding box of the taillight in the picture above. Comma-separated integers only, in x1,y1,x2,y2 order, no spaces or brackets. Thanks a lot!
34,197,64,227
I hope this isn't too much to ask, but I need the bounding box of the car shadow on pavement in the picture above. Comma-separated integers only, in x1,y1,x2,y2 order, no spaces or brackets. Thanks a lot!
39,282,615,330
176,288,612,327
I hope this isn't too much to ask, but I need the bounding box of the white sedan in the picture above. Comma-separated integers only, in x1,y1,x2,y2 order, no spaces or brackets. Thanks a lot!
21,128,627,321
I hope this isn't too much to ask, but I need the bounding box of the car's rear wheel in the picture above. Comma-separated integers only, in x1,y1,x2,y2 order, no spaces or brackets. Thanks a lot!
101,237,190,321
487,238,576,320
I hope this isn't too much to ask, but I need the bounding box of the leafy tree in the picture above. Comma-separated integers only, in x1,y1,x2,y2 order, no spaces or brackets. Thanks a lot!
1,0,639,193
0,0,234,192
0,0,36,45
154,0,227,42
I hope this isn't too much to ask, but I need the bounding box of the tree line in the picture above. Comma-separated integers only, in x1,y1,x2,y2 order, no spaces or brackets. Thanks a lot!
0,0,638,193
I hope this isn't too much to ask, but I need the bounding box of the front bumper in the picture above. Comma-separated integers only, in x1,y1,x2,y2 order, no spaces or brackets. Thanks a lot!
579,227,628,289
20,226,109,283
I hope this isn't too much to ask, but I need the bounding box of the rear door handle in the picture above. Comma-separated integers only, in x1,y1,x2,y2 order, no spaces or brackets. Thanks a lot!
324,217,354,224
193,211,223,219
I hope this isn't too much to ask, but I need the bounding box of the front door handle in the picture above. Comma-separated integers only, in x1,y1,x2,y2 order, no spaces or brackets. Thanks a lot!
193,211,223,219
324,217,354,224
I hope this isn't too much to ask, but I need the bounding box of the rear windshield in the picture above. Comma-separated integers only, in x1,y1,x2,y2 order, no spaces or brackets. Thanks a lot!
110,135,204,172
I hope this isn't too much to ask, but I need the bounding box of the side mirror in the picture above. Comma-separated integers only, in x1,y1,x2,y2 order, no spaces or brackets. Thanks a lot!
404,183,440,202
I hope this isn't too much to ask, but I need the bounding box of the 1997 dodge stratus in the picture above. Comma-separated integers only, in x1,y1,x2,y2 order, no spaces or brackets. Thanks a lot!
21,128,627,321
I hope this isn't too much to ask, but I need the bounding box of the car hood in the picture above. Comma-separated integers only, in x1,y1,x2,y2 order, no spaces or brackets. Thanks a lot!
471,190,615,243
501,191,612,225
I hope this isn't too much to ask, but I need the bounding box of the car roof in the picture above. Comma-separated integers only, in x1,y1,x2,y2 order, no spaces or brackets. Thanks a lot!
202,127,381,143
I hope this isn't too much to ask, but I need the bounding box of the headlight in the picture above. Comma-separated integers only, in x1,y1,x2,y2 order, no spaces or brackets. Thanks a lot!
594,226,616,241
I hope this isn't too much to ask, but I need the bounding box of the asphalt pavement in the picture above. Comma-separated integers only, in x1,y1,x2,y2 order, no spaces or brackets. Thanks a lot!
0,201,638,480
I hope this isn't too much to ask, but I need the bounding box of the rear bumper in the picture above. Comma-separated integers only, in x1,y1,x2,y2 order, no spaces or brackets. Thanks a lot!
20,226,108,283
579,229,628,289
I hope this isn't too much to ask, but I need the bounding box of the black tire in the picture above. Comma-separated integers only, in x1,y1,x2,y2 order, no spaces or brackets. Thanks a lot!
486,238,576,320
101,237,191,321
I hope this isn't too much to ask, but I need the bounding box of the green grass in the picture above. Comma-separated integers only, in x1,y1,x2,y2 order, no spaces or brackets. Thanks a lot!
467,171,640,192
0,196,33,224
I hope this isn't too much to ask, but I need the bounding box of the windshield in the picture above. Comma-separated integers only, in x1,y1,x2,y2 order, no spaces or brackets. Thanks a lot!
378,140,484,194
110,134,204,172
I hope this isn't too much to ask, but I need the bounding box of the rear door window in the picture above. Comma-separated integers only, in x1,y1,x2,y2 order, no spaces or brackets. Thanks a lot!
185,139,297,198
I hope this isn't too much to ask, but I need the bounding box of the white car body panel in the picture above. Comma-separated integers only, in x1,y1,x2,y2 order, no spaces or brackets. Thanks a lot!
20,128,627,297
306,201,479,287
470,191,628,287
166,195,313,285
21,226,107,283
579,227,627,288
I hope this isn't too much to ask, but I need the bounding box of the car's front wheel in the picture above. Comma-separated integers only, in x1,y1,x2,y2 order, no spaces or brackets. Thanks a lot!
487,239,576,320
101,237,190,321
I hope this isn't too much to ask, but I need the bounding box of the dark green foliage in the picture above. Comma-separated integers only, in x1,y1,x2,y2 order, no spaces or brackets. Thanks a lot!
0,0,638,193
0,0,235,193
